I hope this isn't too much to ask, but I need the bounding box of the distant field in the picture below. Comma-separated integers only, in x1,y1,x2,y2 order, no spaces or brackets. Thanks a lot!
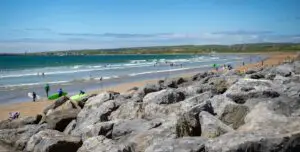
30,43,300,55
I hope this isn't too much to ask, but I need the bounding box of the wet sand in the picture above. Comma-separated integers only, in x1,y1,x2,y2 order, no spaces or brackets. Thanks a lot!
0,52,297,121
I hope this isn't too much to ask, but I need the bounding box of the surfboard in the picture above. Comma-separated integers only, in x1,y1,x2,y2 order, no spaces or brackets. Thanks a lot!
70,94,87,102
48,92,68,100
28,92,40,100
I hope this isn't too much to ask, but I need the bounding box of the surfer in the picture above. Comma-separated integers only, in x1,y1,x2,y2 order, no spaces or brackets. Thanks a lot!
58,88,63,97
79,90,85,95
45,84,50,97
32,92,37,102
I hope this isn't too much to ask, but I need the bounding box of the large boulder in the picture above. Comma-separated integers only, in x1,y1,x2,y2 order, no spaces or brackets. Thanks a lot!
72,98,119,136
219,103,249,129
205,130,300,152
63,120,76,135
112,119,162,140
145,137,207,152
43,96,69,115
199,111,234,138
0,115,42,129
225,79,281,104
143,89,185,104
128,117,177,152
176,100,214,137
0,124,50,151
109,99,143,120
80,121,115,141
25,129,82,152
239,101,300,132
77,135,132,152
276,64,293,77
45,108,80,132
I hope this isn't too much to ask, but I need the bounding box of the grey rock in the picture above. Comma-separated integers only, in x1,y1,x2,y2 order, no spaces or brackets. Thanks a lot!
225,79,281,104
43,96,69,115
219,103,249,129
0,124,49,151
25,129,82,152
112,119,162,140
276,64,293,77
80,121,114,141
176,100,213,137
72,97,119,136
77,135,132,152
199,111,234,138
143,89,185,104
249,73,265,79
110,100,143,120
205,130,300,152
77,94,97,108
145,137,206,152
143,84,161,94
63,120,76,135
0,115,41,129
45,108,79,131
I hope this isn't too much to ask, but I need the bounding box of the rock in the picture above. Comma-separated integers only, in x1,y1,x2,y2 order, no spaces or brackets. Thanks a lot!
225,79,281,104
77,94,97,108
192,72,211,81
45,108,80,131
25,129,82,152
46,100,79,116
239,100,300,132
245,69,257,74
128,117,177,152
282,82,300,98
219,103,249,129
209,78,228,94
0,124,50,151
72,99,118,136
176,100,214,137
209,95,235,117
276,64,293,77
84,91,119,108
77,135,132,152
43,96,69,114
142,84,161,94
63,120,76,135
265,73,276,80
249,73,265,79
80,121,114,141
199,111,234,138
143,89,185,104
205,130,300,152
145,137,206,152
163,78,178,88
14,124,50,151
110,100,143,120
0,115,42,129
112,119,162,140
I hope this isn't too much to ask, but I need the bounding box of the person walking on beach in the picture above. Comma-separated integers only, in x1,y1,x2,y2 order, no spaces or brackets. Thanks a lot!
32,92,37,102
45,84,50,97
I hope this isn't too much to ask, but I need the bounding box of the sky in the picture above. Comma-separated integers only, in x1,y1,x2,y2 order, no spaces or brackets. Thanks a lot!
0,0,300,53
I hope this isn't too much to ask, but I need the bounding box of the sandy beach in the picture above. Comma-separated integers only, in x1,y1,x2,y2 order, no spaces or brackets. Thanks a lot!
0,52,297,121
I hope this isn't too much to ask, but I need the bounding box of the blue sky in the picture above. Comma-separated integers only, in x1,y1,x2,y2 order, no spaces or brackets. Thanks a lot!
0,0,300,52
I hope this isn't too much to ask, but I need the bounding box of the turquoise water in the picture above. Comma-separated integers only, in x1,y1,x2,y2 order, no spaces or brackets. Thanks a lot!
0,54,193,70
0,54,261,104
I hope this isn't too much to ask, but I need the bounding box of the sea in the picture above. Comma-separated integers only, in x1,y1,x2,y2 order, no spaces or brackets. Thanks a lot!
0,54,263,104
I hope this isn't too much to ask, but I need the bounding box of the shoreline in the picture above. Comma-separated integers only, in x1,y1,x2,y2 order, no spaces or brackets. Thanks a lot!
0,52,297,121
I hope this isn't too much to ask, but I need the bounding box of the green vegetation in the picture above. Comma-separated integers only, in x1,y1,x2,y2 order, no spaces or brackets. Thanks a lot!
35,43,300,55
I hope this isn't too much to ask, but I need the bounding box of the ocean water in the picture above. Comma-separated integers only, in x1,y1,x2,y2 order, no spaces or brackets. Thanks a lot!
0,54,262,104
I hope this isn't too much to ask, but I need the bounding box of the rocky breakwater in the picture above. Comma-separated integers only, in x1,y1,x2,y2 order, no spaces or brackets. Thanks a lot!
1,60,300,152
